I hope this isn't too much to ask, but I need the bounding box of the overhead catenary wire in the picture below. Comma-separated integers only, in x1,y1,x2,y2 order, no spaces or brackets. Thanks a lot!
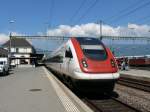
106,0,145,22
69,0,88,25
142,18,150,24
137,14,150,24
108,0,150,24
74,0,99,24
45,0,55,52
10,35,150,43
49,0,55,28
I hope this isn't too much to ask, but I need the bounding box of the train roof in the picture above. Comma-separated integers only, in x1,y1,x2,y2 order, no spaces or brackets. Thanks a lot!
46,37,103,58
75,37,102,45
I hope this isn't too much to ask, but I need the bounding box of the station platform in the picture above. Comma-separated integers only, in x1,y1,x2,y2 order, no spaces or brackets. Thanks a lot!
0,66,92,112
119,68,150,82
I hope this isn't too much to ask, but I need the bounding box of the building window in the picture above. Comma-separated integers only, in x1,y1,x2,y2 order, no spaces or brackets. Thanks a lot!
16,48,19,53
25,48,27,53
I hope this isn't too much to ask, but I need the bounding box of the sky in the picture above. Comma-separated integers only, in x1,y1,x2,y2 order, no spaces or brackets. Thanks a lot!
1,0,150,45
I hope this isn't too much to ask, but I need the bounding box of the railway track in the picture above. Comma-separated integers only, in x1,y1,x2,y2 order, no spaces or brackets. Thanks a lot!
82,95,141,112
130,67,150,71
117,77,150,92
47,68,144,112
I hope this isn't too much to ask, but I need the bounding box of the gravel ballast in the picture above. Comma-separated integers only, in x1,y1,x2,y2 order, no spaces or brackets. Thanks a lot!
115,84,150,112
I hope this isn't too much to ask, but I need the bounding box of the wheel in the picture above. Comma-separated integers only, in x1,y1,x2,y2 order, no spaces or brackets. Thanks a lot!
67,77,74,90
62,74,67,83
3,69,6,75
6,70,9,75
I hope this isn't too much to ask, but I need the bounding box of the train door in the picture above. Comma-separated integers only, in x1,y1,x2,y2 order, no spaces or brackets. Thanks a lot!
64,47,73,75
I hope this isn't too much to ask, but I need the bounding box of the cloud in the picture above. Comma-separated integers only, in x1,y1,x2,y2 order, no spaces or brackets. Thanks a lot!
46,23,150,37
1,23,150,44
0,32,25,45
128,23,150,36
11,32,24,36
0,34,9,44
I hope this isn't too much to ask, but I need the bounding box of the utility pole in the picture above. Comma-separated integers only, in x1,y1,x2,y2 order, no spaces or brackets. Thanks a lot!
9,20,14,64
99,20,102,40
8,32,12,66
9,33,12,59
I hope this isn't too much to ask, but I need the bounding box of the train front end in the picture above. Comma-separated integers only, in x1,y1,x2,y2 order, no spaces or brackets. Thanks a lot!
71,37,120,92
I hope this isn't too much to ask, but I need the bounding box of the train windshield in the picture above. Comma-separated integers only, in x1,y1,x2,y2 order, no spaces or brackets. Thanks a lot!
76,37,107,60
81,45,107,60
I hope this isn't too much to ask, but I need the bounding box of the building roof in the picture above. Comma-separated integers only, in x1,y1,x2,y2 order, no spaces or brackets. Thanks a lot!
0,48,8,57
2,38,33,48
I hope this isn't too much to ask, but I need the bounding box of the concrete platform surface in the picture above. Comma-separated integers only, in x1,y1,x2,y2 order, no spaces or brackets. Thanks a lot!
119,69,150,81
0,66,92,112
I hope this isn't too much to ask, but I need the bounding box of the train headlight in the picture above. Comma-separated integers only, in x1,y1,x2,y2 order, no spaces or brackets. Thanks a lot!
82,59,88,68
111,59,116,68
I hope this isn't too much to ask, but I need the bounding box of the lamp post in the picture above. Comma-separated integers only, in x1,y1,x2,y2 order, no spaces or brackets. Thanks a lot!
96,20,103,40
9,20,15,64
99,20,102,40
9,33,12,57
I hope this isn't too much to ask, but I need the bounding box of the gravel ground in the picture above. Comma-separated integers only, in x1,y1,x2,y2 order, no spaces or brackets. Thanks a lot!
115,84,150,112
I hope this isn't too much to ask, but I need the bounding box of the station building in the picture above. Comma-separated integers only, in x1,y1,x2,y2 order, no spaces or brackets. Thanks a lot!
0,48,8,57
2,38,36,65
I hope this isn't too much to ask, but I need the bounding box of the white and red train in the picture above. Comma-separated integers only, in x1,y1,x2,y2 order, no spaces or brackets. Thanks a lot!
45,37,120,92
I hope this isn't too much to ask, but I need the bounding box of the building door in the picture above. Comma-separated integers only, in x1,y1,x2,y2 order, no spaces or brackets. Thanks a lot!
20,56,28,64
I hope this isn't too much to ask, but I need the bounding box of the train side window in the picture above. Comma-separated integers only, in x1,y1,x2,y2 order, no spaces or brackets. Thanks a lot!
65,48,73,58
50,55,63,63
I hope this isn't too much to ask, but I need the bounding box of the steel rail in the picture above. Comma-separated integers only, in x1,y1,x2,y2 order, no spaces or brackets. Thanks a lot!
117,77,150,92
82,96,141,112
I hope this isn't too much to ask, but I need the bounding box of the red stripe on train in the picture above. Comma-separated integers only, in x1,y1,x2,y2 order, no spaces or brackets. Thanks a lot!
71,37,118,73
